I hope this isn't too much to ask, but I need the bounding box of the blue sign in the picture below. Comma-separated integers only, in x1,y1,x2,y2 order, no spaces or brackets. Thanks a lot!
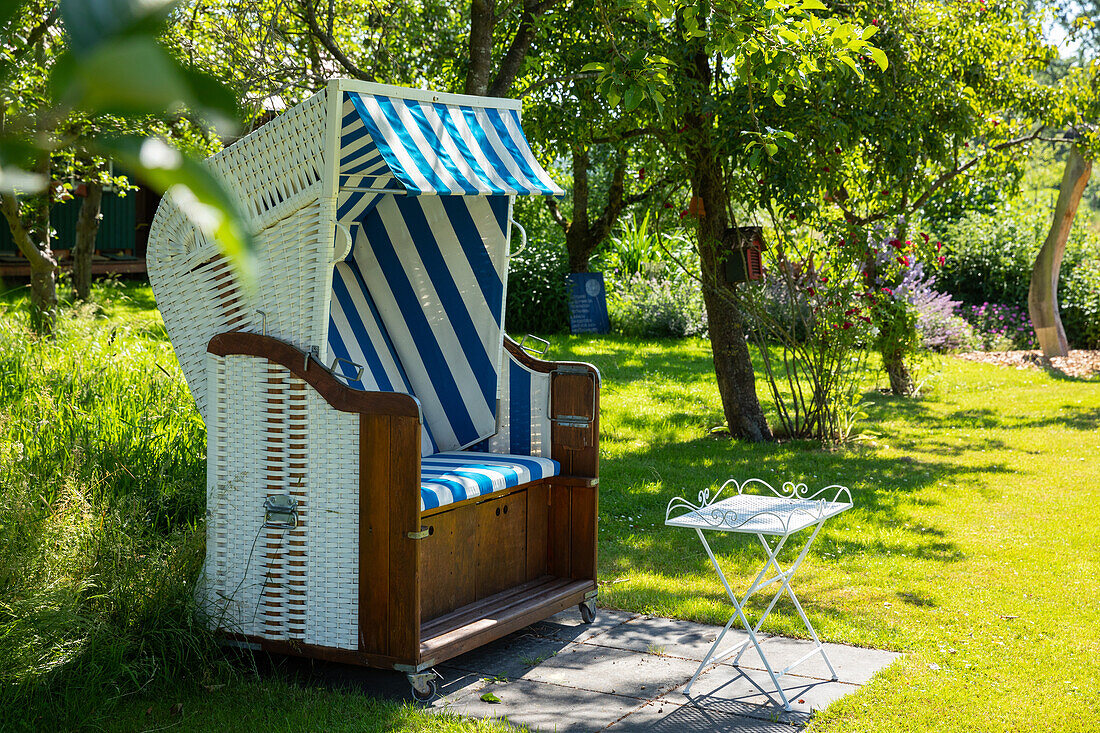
567,272,610,334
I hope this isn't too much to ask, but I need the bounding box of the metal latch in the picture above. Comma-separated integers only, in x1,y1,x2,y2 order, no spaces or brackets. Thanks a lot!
264,494,298,528
554,415,591,428
407,526,430,540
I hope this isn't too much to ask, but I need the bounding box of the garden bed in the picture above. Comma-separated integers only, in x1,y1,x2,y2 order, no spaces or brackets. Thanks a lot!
955,349,1100,379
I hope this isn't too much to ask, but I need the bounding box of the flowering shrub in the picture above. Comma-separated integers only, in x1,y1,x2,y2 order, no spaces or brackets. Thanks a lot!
894,261,977,352
959,302,1037,350
607,272,707,338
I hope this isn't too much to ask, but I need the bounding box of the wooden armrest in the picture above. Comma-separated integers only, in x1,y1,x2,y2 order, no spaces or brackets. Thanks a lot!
208,332,420,418
503,335,600,479
502,335,602,386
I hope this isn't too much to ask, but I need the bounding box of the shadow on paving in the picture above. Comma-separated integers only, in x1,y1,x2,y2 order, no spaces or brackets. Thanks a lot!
233,606,900,733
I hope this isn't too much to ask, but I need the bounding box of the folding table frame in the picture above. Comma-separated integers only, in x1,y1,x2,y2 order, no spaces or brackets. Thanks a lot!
665,478,853,710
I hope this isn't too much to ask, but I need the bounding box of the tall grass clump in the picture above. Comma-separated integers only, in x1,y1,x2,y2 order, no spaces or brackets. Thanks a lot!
0,288,214,730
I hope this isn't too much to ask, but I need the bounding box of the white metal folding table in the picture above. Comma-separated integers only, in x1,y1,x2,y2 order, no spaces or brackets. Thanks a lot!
665,478,853,710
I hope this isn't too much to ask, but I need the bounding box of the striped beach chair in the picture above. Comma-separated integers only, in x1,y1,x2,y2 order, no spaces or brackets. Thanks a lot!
147,80,600,699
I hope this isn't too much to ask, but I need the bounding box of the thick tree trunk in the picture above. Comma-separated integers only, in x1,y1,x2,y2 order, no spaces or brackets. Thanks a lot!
1,193,57,333
72,182,103,302
684,51,771,442
883,351,914,396
1029,145,1092,357
465,0,495,96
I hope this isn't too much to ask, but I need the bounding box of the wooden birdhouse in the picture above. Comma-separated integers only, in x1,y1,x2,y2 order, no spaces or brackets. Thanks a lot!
722,226,766,283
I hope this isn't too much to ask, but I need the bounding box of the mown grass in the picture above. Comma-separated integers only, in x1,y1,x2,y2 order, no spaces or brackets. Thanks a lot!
554,334,1100,731
2,282,1098,731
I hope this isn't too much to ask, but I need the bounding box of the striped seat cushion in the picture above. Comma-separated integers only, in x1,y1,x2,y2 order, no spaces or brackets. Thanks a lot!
420,451,559,511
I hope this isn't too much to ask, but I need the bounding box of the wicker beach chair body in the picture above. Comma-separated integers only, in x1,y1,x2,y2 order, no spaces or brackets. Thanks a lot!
147,80,600,688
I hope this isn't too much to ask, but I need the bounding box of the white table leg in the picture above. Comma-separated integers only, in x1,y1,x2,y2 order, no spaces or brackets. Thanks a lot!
728,521,837,680
685,528,791,710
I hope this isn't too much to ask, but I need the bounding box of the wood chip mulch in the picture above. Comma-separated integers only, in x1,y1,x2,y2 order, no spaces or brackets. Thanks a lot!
955,349,1100,379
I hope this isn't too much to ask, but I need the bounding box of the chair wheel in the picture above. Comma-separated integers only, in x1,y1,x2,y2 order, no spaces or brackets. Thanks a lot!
579,599,596,624
408,672,438,701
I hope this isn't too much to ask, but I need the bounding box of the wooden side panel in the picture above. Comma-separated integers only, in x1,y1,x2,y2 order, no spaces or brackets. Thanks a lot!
358,415,390,655
547,484,571,578
526,482,549,581
475,492,528,599
570,485,598,581
359,413,421,664
419,505,477,622
388,416,421,662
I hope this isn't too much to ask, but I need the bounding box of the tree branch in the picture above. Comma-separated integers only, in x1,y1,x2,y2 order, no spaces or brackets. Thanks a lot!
590,127,669,145
488,0,562,97
298,1,373,81
905,128,1047,213
838,128,1051,225
518,71,599,98
545,196,569,232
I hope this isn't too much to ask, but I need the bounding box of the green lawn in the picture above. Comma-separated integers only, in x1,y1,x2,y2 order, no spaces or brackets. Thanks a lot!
2,283,1098,731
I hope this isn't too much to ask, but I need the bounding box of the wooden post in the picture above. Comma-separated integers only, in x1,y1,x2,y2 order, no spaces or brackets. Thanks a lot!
1029,144,1092,357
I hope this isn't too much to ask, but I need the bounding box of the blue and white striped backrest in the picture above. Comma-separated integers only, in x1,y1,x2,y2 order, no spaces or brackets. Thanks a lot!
337,194,510,453
328,250,438,457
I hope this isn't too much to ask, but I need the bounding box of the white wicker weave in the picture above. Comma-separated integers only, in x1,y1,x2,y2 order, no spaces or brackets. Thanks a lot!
148,89,333,425
202,352,360,648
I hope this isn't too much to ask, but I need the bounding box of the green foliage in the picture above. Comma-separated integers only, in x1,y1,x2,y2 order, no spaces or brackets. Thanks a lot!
607,272,706,339
0,284,217,730
596,211,685,279
505,240,570,336
505,200,571,336
1,0,251,277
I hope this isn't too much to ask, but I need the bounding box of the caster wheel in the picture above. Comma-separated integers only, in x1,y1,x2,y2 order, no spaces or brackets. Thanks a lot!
579,600,597,624
408,672,438,701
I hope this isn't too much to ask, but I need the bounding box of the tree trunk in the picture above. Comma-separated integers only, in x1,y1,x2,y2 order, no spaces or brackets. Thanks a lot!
1,192,57,333
72,182,103,302
465,0,495,96
684,50,771,442
1029,145,1092,357
882,350,914,396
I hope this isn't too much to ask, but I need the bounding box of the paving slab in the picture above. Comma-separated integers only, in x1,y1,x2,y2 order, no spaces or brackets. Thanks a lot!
440,677,646,732
738,636,902,684
679,663,857,724
607,699,804,732
527,607,638,644
585,614,753,662
521,643,700,699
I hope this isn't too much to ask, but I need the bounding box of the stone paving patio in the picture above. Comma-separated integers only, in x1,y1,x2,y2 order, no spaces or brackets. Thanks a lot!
418,608,902,732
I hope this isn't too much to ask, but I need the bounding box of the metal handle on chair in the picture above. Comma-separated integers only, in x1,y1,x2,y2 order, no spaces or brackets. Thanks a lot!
330,356,365,383
520,334,550,359
510,218,527,258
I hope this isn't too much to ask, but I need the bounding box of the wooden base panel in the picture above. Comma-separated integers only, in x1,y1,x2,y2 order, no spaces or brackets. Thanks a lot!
420,575,595,665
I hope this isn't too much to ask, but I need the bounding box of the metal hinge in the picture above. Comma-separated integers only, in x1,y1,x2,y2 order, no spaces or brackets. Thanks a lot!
407,526,430,540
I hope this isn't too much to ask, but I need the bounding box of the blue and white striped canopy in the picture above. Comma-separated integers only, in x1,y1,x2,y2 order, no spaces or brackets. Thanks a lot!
328,86,560,455
338,91,563,199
